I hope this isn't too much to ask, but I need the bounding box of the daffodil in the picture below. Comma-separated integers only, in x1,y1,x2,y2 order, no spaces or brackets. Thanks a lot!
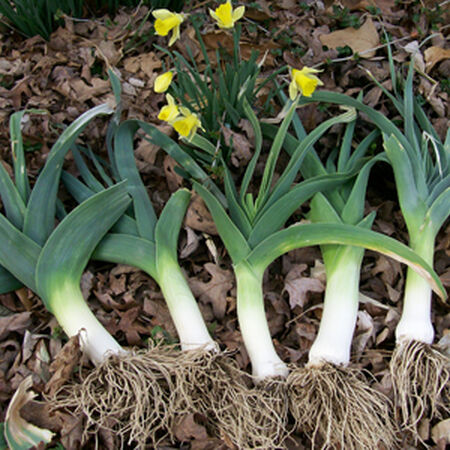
152,9,185,46
158,94,180,122
289,66,323,100
154,71,174,93
209,0,245,29
172,107,204,141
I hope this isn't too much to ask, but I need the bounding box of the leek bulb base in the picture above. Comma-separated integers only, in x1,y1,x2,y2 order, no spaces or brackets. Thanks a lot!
234,262,289,382
396,227,435,345
157,254,217,352
49,285,124,366
308,247,362,367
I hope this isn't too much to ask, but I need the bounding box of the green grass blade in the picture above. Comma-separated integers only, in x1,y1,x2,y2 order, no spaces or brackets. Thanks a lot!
36,182,131,311
193,181,251,264
337,119,356,172
23,103,114,245
341,154,386,224
247,222,446,300
61,172,139,236
222,165,252,236
383,134,428,230
239,97,263,202
254,98,298,210
266,109,356,212
93,234,156,279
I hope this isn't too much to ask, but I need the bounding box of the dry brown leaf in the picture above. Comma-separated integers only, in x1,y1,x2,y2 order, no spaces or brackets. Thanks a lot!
189,263,234,320
283,264,324,310
174,413,208,442
0,312,31,340
45,336,81,396
164,154,184,192
221,125,253,167
432,418,450,446
319,18,379,58
184,194,218,235
424,46,450,73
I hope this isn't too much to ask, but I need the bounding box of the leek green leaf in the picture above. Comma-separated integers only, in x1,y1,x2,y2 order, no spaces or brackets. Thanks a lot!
36,182,131,312
247,222,446,300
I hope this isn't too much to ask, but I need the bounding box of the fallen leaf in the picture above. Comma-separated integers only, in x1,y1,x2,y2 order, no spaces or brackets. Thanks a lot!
4,377,54,449
164,154,184,192
221,125,253,167
353,310,375,355
180,226,201,259
45,335,82,396
189,263,234,319
184,194,218,235
319,18,379,58
283,264,324,309
432,418,450,445
174,414,208,442
424,46,450,73
0,312,32,340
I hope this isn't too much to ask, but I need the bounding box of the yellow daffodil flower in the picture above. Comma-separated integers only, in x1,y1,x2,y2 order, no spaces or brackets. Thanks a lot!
158,94,180,122
209,0,245,29
152,9,185,46
172,107,204,141
289,66,324,100
154,71,173,93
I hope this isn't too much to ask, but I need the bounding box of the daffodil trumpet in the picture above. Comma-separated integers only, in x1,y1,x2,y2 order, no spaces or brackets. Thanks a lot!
209,0,245,29
152,9,185,46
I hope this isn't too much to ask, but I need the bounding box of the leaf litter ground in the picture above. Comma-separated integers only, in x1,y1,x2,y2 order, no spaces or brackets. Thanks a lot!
0,0,449,448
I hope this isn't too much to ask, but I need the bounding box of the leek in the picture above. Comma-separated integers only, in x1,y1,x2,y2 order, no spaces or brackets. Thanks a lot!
262,94,396,448
0,105,173,448
298,57,449,439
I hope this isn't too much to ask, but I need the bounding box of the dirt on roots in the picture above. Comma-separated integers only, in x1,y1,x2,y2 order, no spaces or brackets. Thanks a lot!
172,350,290,449
287,363,397,450
390,340,450,442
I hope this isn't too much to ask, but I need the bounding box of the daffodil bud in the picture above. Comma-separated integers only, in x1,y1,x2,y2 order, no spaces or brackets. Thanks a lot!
154,71,173,93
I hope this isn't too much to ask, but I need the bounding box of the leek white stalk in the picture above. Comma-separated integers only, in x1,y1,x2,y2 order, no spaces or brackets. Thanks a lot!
157,254,217,351
50,282,124,365
308,247,363,367
395,227,435,344
234,261,288,381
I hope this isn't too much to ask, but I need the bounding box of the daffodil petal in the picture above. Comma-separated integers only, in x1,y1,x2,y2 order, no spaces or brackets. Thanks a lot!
289,81,298,101
152,9,172,19
232,5,245,21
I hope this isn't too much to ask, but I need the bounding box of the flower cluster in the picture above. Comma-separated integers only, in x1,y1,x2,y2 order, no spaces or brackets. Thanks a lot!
158,94,204,141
